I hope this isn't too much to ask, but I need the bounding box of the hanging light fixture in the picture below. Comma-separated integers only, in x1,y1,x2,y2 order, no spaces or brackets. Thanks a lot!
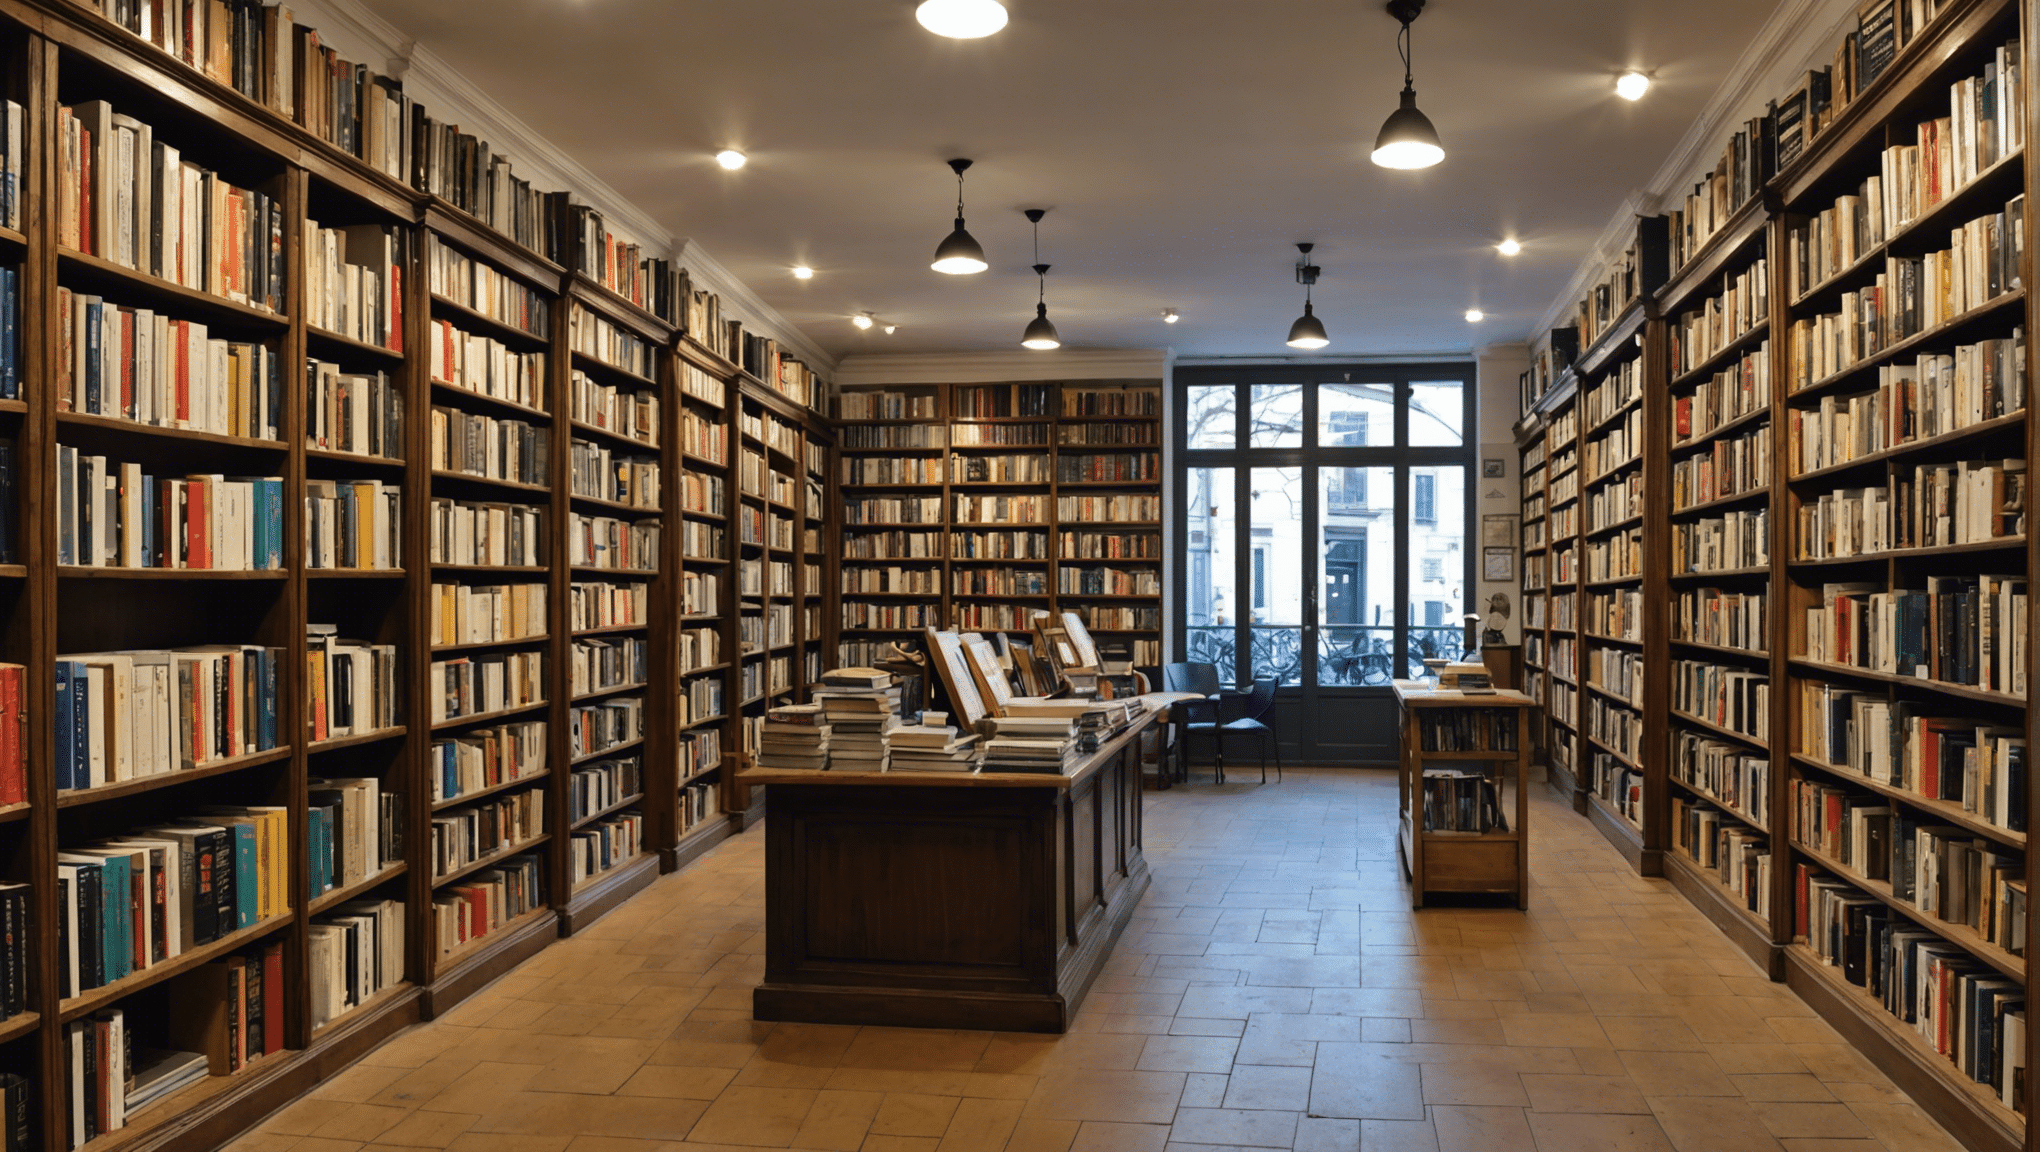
1020,209,1061,351
1286,243,1329,350
1372,0,1445,170
931,159,989,275
916,0,1008,38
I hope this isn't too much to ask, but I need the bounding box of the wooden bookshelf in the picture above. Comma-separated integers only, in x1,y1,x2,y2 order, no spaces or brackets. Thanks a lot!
1519,0,2039,1144
0,5,835,1149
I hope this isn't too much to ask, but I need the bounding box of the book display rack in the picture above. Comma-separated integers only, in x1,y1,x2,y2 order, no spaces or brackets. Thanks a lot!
1518,1,2040,1146
832,379,1163,673
0,4,835,1149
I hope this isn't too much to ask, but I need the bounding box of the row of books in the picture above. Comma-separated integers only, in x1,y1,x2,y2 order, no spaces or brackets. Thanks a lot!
571,636,646,697
305,221,403,352
1793,333,2026,480
841,457,945,485
58,811,290,996
569,756,640,823
429,321,547,411
427,237,549,337
429,789,545,880
427,652,544,724
305,479,401,571
306,361,402,460
568,697,644,761
431,407,548,487
1670,423,1769,511
568,513,658,571
571,580,644,633
308,899,405,1030
570,809,644,885
568,305,655,379
568,439,660,509
57,101,284,313
1668,259,1768,376
432,854,543,958
431,582,547,649
1672,661,1770,739
1788,173,1888,299
56,451,283,570
56,645,281,790
1673,733,1770,824
678,410,725,464
57,292,283,439
429,498,543,567
1874,42,2026,230
1794,459,2023,559
430,721,546,804
1413,708,1519,754
1799,866,2025,1108
1672,796,1771,917
308,780,402,896
562,204,685,322
1802,575,2027,693
1796,681,2026,831
1673,509,1768,573
573,370,659,447
1418,767,1509,834
305,630,398,741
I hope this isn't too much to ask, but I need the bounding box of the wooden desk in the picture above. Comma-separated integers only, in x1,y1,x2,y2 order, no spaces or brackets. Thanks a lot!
745,713,1155,1033
1392,681,1535,909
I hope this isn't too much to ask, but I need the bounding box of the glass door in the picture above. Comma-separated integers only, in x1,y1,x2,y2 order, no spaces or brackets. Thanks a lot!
1175,365,1475,765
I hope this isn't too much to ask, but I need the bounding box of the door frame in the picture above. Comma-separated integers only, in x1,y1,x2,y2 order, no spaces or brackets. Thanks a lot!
1173,363,1477,765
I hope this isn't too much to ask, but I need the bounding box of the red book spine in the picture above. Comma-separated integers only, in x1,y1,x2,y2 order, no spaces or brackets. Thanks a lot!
0,665,21,806
119,310,135,420
186,477,208,568
262,943,283,1055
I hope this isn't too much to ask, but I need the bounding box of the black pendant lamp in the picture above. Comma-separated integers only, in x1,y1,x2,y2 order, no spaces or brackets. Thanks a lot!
931,158,990,275
1020,208,1061,350
1372,0,1445,170
1286,243,1329,350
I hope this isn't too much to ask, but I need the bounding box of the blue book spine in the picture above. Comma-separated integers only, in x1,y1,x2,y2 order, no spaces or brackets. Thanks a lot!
266,478,283,570
1,266,16,399
72,662,89,792
232,824,257,928
261,648,277,751
82,298,100,415
305,808,323,899
53,663,75,790
266,349,281,441
140,476,155,567
321,806,335,891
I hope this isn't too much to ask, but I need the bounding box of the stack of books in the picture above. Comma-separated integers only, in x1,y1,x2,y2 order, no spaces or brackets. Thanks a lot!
758,703,830,771
1002,698,1150,752
813,668,899,771
982,714,1080,774
889,724,983,772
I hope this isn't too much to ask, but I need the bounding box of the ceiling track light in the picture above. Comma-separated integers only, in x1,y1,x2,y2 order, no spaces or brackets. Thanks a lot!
1286,243,1329,350
1496,239,1521,256
1161,308,1180,324
791,265,814,279
1021,208,1061,351
715,149,747,170
1372,0,1444,170
853,312,875,330
1616,70,1652,101
916,0,1008,38
931,158,989,275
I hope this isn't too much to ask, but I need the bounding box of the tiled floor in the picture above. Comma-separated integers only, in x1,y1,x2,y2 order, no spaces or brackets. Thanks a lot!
234,769,1971,1152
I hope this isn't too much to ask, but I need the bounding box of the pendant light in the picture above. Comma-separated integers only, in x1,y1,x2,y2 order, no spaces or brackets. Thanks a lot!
916,0,1008,39
1286,243,1329,350
1372,0,1445,170
1020,208,1061,351
931,159,989,275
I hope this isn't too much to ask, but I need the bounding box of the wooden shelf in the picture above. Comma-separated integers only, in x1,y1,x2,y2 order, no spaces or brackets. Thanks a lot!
1791,839,2025,983
61,912,295,1023
431,635,549,655
58,247,289,329
308,863,410,914
571,792,645,831
55,410,290,451
1789,410,2027,483
57,746,294,808
1664,773,1768,833
432,770,550,813
1668,708,1767,750
430,700,550,731
310,726,407,753
1791,752,2025,850
1787,657,2025,709
432,834,552,889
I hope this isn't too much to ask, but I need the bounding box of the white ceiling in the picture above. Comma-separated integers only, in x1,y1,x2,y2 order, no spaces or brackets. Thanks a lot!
355,0,1784,360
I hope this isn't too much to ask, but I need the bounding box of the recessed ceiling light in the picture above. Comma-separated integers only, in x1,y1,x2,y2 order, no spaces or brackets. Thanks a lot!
1161,309,1180,324
715,149,747,170
916,0,1008,38
1465,309,1485,322
791,266,814,280
852,313,875,330
1496,239,1521,256
1616,71,1651,101
884,325,897,335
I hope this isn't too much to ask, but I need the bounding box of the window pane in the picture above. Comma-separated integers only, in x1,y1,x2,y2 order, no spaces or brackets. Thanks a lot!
1249,467,1303,686
1184,467,1236,684
1318,382,1395,446
1409,379,1465,446
1319,466,1395,687
1186,385,1236,450
1407,464,1465,677
1249,383,1303,448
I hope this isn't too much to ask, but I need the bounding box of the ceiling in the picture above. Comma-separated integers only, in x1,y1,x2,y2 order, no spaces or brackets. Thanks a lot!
355,0,1784,361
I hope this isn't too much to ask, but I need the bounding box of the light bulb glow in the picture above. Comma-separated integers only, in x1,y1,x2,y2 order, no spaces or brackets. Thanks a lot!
916,0,1007,38
852,314,874,330
1372,139,1445,169
1616,71,1651,101
1465,309,1485,323
791,266,814,280
715,149,747,170
1496,239,1522,256
884,326,897,335
1161,309,1180,324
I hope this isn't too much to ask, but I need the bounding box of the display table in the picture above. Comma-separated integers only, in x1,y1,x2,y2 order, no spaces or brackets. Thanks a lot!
1392,680,1535,909
742,712,1154,1033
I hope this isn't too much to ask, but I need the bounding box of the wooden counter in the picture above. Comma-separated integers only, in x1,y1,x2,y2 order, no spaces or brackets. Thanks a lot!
747,713,1154,1033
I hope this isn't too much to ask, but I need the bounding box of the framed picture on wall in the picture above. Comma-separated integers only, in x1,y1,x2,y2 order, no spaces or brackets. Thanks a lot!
1482,547,1515,582
1483,458,1506,478
1481,514,1518,548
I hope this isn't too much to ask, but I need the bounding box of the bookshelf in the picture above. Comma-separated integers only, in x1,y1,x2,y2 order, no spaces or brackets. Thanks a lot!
0,5,836,1150
831,379,1163,677
1519,1,2038,1146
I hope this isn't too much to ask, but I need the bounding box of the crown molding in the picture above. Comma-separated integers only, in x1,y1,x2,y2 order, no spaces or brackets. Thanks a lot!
834,349,1169,388
292,0,837,376
1174,352,1474,368
1533,0,1854,336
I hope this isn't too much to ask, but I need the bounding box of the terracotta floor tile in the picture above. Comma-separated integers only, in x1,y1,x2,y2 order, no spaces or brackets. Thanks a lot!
1002,1119,1079,1152
1020,1070,1186,1124
1616,1051,1736,1097
1646,1097,1786,1152
1519,1074,1651,1115
618,1066,739,1101
1068,1121,1169,1152
684,1086,819,1146
870,1095,961,1139
1747,1103,1869,1141
787,1089,883,1151
373,1113,479,1149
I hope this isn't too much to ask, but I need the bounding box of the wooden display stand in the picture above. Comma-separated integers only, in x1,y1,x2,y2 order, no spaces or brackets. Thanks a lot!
1392,681,1534,909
